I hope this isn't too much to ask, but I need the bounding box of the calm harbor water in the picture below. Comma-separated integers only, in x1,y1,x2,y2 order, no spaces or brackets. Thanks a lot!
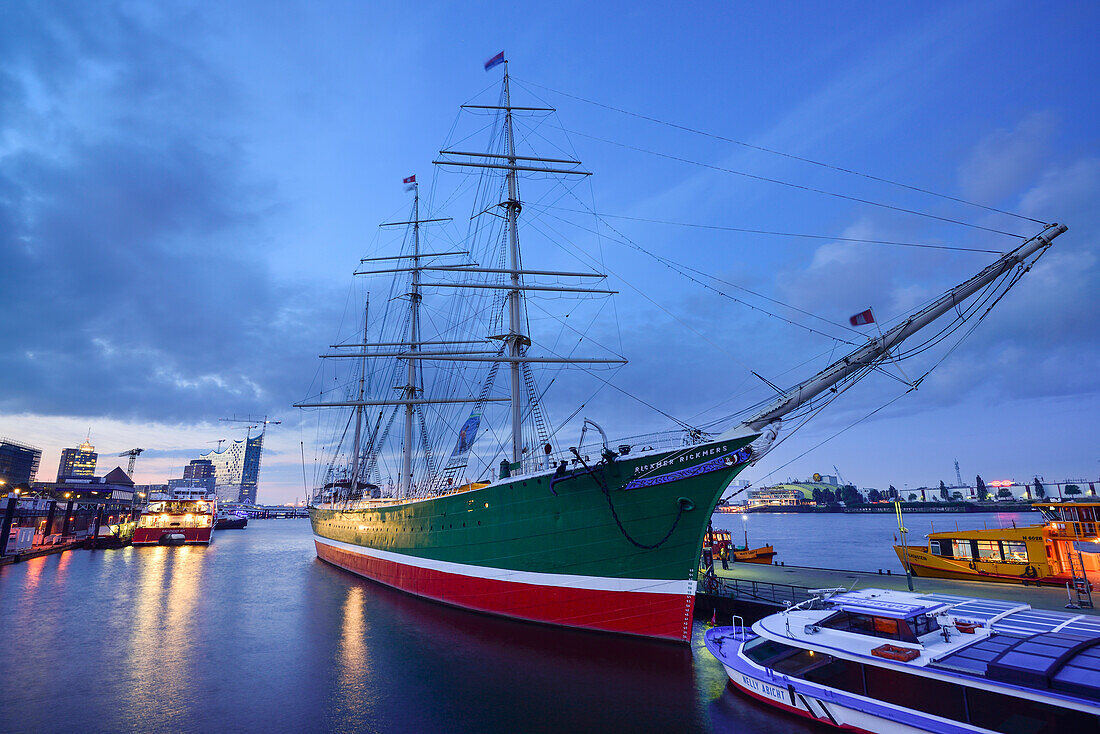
1,521,825,734
712,509,1041,572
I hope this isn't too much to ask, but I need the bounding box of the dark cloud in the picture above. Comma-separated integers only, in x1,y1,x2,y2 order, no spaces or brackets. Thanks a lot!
0,3,337,423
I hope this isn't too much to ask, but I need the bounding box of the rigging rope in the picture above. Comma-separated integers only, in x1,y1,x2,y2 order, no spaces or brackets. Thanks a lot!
563,128,1029,239
538,206,1004,255
513,77,1048,227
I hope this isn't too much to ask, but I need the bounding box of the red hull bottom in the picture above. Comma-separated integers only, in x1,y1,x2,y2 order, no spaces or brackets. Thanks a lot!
132,527,213,545
315,539,695,642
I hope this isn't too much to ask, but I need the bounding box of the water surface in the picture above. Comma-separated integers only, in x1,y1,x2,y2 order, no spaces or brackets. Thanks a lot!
1,521,823,734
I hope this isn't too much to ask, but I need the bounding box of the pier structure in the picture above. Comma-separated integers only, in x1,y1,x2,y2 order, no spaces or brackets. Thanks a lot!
697,561,1100,623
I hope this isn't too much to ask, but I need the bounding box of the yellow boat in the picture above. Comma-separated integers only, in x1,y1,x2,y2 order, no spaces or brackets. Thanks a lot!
894,501,1100,586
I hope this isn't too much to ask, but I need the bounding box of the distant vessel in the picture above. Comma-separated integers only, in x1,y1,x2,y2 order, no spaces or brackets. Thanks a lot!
215,509,247,530
704,526,776,565
705,588,1100,732
132,486,215,546
894,500,1099,591
298,60,1066,643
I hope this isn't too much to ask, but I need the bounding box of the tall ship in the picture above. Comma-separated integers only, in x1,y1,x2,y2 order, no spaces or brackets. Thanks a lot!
132,486,216,546
297,58,1066,643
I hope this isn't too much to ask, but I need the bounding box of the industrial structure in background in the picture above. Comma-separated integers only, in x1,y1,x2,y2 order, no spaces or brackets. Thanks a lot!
117,448,143,479
0,437,42,488
57,438,97,481
197,417,280,504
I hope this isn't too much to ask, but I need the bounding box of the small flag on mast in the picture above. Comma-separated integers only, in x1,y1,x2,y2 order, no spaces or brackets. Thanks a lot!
484,51,505,71
849,308,875,326
403,174,416,191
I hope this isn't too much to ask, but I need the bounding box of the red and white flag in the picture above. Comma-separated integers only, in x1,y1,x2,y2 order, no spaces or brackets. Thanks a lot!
402,175,416,185
849,308,875,326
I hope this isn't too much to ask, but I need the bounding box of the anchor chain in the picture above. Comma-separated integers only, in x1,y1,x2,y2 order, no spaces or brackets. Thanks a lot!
573,450,691,550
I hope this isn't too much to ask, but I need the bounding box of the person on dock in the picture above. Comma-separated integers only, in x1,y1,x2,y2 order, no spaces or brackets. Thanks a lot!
719,544,730,570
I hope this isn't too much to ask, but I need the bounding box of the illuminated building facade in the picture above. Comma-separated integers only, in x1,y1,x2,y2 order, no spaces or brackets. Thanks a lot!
199,435,265,504
0,437,42,487
57,439,98,481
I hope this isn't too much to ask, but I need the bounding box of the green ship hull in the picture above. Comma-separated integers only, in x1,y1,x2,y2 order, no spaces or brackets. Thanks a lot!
311,435,755,643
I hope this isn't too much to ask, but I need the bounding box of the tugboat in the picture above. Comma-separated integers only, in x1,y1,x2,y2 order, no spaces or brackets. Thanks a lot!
705,588,1100,732
132,486,215,546
704,526,776,565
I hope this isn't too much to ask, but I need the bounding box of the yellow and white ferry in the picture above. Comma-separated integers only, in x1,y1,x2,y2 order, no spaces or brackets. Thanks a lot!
894,501,1100,586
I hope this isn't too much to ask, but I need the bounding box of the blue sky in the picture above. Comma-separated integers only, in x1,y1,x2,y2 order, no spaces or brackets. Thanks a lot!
1,1,1097,501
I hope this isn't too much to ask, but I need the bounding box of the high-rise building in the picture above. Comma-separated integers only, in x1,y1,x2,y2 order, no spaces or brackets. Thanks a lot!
0,437,42,487
183,459,214,481
57,439,98,481
169,459,216,494
199,434,265,504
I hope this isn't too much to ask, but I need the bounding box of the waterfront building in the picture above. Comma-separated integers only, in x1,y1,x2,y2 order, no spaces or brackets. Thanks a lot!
747,486,812,509
20,467,139,539
56,439,98,481
199,435,264,504
0,437,42,487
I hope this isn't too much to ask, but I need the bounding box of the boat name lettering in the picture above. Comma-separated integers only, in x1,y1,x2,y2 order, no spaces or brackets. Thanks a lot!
622,447,751,491
632,445,732,475
739,674,785,701
1023,535,1042,541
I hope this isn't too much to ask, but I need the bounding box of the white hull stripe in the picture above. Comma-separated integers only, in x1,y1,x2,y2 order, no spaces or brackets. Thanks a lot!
314,535,696,596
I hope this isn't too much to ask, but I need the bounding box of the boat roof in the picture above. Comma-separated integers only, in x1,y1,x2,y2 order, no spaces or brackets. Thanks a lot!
826,590,950,619
747,588,1100,710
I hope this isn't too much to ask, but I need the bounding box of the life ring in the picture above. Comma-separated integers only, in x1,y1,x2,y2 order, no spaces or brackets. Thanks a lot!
968,561,976,571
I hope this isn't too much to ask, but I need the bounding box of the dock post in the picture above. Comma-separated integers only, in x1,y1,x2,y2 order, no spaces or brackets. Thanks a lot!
43,500,56,538
60,500,74,539
0,496,16,556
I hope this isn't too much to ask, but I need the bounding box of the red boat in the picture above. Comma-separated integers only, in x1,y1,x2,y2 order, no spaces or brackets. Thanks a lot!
132,487,215,546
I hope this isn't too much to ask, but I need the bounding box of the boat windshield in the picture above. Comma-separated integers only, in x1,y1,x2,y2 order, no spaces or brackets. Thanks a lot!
819,611,936,642
743,637,837,677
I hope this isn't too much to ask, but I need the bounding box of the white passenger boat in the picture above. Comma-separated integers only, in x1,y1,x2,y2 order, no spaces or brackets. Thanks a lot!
704,588,1100,733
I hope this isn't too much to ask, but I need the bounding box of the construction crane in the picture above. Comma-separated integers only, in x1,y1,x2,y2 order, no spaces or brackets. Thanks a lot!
832,465,846,487
208,439,226,451
118,448,144,479
955,459,963,488
220,416,281,438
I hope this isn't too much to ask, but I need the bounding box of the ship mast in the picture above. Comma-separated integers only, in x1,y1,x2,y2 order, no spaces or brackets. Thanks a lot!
349,297,368,495
502,65,525,466
402,184,422,495
725,222,1067,438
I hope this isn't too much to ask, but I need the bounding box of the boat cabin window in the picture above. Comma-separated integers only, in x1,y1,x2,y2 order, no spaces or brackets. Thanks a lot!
1003,541,1029,563
929,539,951,557
741,638,836,678
951,540,974,560
742,637,800,666
820,611,920,643
976,540,1001,561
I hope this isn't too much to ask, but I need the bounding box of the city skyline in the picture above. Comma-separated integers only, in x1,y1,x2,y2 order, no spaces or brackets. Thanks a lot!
1,2,1097,502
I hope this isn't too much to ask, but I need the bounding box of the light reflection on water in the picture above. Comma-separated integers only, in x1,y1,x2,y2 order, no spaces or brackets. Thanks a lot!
0,521,823,734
